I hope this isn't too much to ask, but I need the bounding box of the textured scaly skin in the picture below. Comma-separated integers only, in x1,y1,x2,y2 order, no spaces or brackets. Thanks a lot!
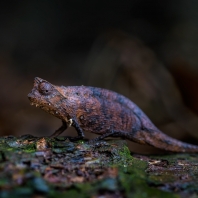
28,77,198,152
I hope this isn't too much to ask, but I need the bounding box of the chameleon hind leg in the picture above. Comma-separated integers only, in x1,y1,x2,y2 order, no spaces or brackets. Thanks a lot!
89,131,128,143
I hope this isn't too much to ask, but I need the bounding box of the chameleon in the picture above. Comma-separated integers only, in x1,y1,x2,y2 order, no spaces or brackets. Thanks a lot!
28,77,198,152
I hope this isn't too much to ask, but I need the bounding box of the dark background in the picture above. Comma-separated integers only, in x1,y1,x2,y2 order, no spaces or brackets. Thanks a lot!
1,0,198,153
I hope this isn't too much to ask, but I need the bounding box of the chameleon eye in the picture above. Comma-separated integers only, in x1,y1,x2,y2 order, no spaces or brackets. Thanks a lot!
39,82,53,95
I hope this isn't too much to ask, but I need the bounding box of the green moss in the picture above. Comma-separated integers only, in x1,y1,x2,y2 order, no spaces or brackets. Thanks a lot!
148,173,176,184
150,153,196,164
49,190,88,198
118,159,178,198
0,178,9,187
117,144,133,166
68,157,178,198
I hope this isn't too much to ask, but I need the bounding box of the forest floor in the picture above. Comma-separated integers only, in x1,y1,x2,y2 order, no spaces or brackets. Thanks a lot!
0,135,198,198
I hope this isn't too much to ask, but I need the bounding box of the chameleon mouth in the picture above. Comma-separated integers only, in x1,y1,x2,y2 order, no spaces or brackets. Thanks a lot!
30,101,51,113
28,93,40,107
30,102,40,108
29,99,57,115
28,94,42,108
28,90,61,118
28,91,43,108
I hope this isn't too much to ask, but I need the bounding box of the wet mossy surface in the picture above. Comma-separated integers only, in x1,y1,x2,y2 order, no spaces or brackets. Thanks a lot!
0,135,198,197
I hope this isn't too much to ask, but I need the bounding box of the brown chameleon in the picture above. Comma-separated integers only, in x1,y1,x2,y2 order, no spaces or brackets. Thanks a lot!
28,77,198,152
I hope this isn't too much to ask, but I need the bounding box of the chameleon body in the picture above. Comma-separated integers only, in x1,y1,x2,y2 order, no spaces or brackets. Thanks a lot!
28,77,198,152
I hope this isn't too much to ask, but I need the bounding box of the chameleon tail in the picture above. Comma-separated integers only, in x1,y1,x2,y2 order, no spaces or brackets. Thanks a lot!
129,129,198,153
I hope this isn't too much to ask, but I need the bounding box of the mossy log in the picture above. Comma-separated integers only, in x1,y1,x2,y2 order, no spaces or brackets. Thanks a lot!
0,135,197,197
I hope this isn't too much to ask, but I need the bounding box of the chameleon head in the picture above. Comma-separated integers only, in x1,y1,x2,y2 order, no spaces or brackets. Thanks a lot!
28,77,66,120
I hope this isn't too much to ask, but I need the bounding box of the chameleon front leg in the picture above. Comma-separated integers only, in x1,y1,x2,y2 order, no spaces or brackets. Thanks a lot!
50,119,85,141
72,120,85,139
50,120,67,138
50,118,85,140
